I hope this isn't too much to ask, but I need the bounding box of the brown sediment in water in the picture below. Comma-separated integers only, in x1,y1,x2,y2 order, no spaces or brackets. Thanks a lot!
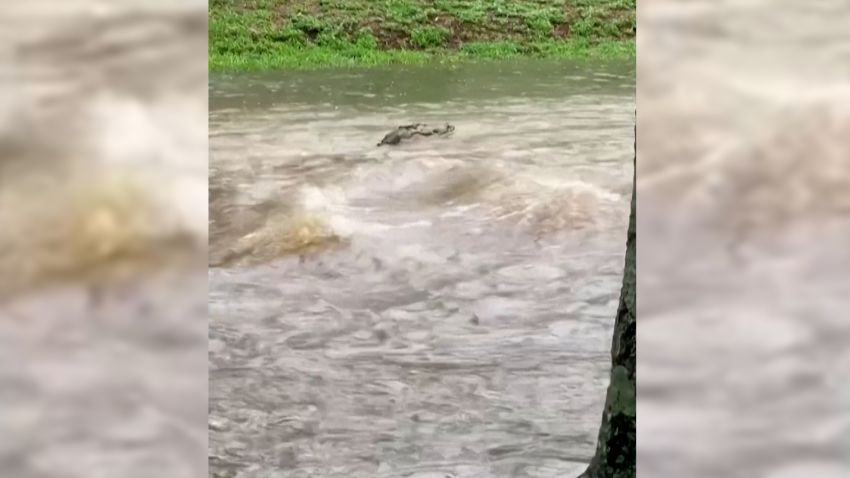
642,101,850,244
520,188,623,236
208,179,345,267
412,164,623,235
713,105,850,237
0,167,200,301
416,165,505,205
447,175,622,236
210,213,346,268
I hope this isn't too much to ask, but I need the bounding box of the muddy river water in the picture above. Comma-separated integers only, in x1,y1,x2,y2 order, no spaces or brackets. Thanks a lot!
639,1,850,477
209,60,635,477
0,3,207,478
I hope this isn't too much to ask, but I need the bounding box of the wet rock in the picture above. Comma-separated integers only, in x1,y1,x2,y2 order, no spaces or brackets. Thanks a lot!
377,123,455,146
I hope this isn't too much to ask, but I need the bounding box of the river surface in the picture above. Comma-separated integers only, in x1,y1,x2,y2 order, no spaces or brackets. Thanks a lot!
209,60,635,478
0,2,208,477
639,1,850,477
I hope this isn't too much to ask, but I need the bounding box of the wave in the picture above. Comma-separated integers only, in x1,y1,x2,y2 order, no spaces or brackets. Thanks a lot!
210,185,360,268
0,7,207,298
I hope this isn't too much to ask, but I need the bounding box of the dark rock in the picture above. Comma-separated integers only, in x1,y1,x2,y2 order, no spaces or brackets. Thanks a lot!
377,123,455,146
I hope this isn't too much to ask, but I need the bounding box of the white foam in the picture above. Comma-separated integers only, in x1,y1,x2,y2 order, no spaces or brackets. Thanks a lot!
87,91,208,241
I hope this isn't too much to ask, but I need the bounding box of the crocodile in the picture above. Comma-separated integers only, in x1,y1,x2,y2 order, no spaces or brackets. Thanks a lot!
377,123,455,146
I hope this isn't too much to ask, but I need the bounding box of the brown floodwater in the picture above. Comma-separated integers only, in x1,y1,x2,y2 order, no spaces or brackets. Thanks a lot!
639,1,850,477
0,3,208,478
210,60,635,477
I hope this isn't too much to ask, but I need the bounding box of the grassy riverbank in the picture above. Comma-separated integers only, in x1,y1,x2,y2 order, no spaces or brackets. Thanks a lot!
210,0,635,70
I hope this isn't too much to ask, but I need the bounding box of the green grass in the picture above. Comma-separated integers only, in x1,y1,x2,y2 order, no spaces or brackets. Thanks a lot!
209,0,635,70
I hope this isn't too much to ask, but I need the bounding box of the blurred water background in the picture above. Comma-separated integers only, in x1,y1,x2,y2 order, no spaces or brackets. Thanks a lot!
638,0,850,476
0,1,208,477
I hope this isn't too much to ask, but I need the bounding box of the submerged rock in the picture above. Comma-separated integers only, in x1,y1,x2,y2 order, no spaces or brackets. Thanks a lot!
377,123,455,146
